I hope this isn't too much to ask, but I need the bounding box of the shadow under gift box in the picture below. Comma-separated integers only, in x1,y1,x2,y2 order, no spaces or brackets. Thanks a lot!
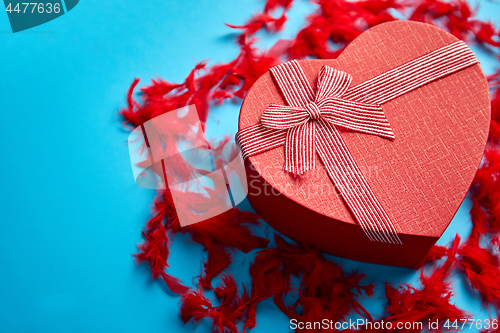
238,21,491,268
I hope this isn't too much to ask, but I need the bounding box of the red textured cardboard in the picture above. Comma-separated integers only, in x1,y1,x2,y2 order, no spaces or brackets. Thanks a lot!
238,21,491,268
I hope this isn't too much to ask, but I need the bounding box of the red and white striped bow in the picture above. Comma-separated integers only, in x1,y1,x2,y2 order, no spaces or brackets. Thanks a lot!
261,65,395,175
237,41,478,244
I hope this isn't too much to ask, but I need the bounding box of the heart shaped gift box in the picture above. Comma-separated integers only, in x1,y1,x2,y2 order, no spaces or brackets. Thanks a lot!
237,21,490,268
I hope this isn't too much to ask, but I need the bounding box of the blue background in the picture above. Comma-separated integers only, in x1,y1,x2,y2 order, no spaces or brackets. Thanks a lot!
0,1,499,332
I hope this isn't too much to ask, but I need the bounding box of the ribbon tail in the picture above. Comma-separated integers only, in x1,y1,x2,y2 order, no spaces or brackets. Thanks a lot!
315,119,402,244
283,121,316,175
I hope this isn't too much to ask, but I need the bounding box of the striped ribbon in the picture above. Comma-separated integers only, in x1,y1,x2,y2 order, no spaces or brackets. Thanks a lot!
236,41,478,244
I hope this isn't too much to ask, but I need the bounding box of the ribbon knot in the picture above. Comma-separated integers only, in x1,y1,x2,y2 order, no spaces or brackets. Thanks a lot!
305,102,321,120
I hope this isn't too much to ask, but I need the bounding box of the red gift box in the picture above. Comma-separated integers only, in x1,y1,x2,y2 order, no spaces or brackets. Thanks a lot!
237,20,490,268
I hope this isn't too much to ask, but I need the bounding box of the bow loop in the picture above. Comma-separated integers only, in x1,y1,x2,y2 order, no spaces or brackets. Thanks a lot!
262,61,394,177
284,121,316,175
305,102,322,120
314,66,353,102
320,98,395,139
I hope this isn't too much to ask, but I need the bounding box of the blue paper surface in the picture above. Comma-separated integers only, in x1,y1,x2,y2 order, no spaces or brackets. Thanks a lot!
0,1,499,332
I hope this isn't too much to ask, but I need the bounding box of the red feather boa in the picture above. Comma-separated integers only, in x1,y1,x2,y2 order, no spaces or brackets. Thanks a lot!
121,0,500,331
